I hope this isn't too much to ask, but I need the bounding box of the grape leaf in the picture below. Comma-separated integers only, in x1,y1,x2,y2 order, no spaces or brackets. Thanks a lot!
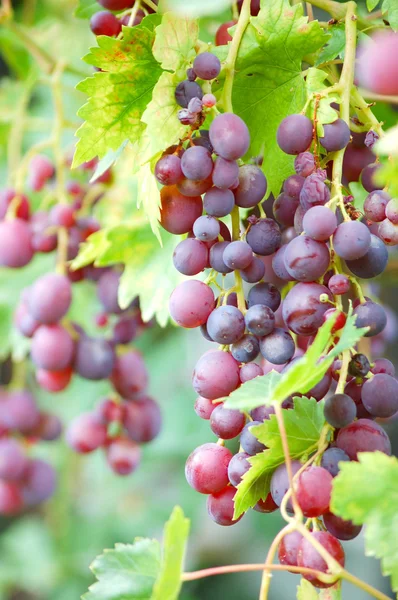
72,23,162,168
75,0,98,19
297,579,319,600
319,585,342,600
349,181,368,212
331,452,398,592
366,0,380,11
375,124,398,157
153,13,198,77
220,0,328,196
305,68,341,136
134,162,163,244
233,397,325,518
224,371,282,411
152,506,190,600
90,141,128,183
82,538,161,600
315,25,345,66
159,0,234,17
383,0,398,30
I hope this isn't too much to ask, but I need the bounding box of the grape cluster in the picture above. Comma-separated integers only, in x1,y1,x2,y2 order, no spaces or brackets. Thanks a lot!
89,0,158,37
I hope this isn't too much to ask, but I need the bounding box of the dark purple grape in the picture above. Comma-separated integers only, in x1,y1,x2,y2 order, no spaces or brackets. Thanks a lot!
223,241,253,269
110,350,148,399
207,486,242,526
333,220,371,260
234,165,267,208
185,442,232,493
346,233,388,278
22,459,56,506
74,337,115,381
282,282,333,336
212,158,239,190
123,398,161,443
193,215,220,242
336,418,391,460
284,236,330,282
273,193,299,226
209,241,233,273
324,393,357,428
361,373,398,417
155,154,183,186
320,119,350,151
193,52,221,80
348,353,370,377
246,218,281,256
209,113,250,160
169,280,214,328
361,162,382,193
328,274,350,295
240,363,263,382
31,325,74,371
97,270,122,314
277,115,313,155
270,460,301,509
299,174,330,210
210,404,246,439
371,357,395,376
106,439,141,475
175,80,203,108
181,146,213,181
192,350,240,400
231,334,260,363
173,238,208,275
259,328,295,364
240,421,266,455
247,282,281,312
283,175,305,199
240,256,265,283
98,0,134,8
302,206,337,241
187,67,196,81
323,512,362,541
295,152,316,177
228,451,251,486
206,305,245,344
90,11,122,36
203,187,234,217
245,304,275,337
354,300,387,337
364,190,390,222
320,447,350,477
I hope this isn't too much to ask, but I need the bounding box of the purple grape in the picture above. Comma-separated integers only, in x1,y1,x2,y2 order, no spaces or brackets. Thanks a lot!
371,358,395,376
106,439,141,475
245,304,275,337
294,204,306,234
282,282,333,336
177,176,212,197
259,328,295,364
0,439,28,481
204,187,234,217
303,206,337,241
240,420,266,455
272,246,295,281
0,219,33,267
66,412,107,453
240,363,263,383
74,336,115,380
336,418,391,460
273,193,299,226
175,80,203,108
324,393,357,428
110,350,148,400
320,119,350,151
96,270,122,315
353,300,386,337
187,68,197,81
300,174,330,210
210,404,246,439
346,233,388,278
379,219,398,245
169,280,214,328
209,241,233,273
155,154,183,186
270,461,302,509
193,52,221,80
283,175,305,199
34,413,63,441
181,146,213,181
295,152,316,177
247,282,281,312
251,404,275,421
246,218,281,256
123,398,161,443
112,316,137,345
31,325,74,371
212,158,239,189
28,273,72,324
277,115,313,155
206,305,245,344
193,215,220,242
323,512,362,541
192,132,213,152
361,373,398,418
14,301,39,338
240,256,265,283
328,274,350,295
0,390,40,433
364,190,390,222
173,238,208,275
333,220,371,260
361,162,382,193
231,334,260,363
234,165,267,208
320,447,349,477
223,240,253,269
228,452,251,486
209,113,250,160
22,459,56,506
192,350,240,400
284,236,330,282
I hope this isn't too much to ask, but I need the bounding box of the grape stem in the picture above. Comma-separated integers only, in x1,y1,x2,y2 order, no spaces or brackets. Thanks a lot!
141,0,157,11
230,206,247,313
181,562,336,583
358,88,398,106
336,349,350,394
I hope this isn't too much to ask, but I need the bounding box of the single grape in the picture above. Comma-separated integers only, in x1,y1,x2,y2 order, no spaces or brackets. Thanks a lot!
294,152,316,177
320,119,350,151
379,218,398,246
386,197,398,224
96,399,124,425
364,190,390,222
283,174,305,199
106,439,141,476
247,282,281,312
122,398,161,443
202,93,217,107
31,325,74,371
273,193,299,226
246,218,281,256
211,158,239,190
204,187,234,217
175,80,203,108
240,421,266,455
22,459,56,506
228,452,251,486
160,186,203,234
302,206,337,241
27,155,54,191
271,246,294,281
240,256,265,283
240,363,263,383
234,165,267,208
245,304,275,337
296,466,332,517
371,357,395,377
155,154,183,186
328,274,350,295
353,300,387,337
206,305,245,344
112,316,138,345
28,273,72,324
194,396,216,420
297,531,345,588
357,31,398,95
361,373,398,418
36,366,73,392
97,270,123,314
181,146,213,181
361,162,382,193
90,11,121,36
253,492,278,513
259,328,295,365
185,442,232,493
283,282,333,336
277,115,313,155
177,175,213,197
323,512,362,541
187,97,203,114
209,113,250,160
193,350,240,400
210,404,246,439
215,20,236,46
192,130,213,152
343,142,374,183
172,238,208,276
193,52,221,80
251,405,275,421
14,301,39,338
74,337,115,381
169,280,214,328
284,236,330,282
346,233,388,278
336,418,391,460
231,334,260,363
66,412,107,454
209,241,233,273
193,215,220,242
324,393,356,428
299,174,330,210
278,531,303,568
320,447,350,477
348,353,370,377
0,438,28,481
207,486,242,526
223,241,253,270
0,188,30,220
270,461,302,510
0,218,33,268
333,220,371,260
110,350,148,399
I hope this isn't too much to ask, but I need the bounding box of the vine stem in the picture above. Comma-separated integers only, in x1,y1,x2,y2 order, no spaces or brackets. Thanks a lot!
181,562,335,583
258,524,294,599
336,349,350,393
231,206,246,313
141,0,157,11
359,88,398,106
220,0,252,112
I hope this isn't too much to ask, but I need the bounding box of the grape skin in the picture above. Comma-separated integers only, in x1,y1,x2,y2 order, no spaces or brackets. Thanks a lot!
181,146,213,181
31,325,74,372
206,305,245,344
356,31,398,96
284,236,330,282
212,158,239,190
333,220,371,260
346,233,388,279
270,461,301,510
328,273,350,295
240,421,266,455
324,393,357,428
192,350,240,400
0,439,28,481
245,304,275,337
386,198,398,224
203,187,235,217
278,531,303,568
294,152,315,177
160,186,202,234
173,238,208,276
259,328,295,365
231,334,260,363
296,466,332,517
215,20,236,46
299,174,330,210
297,531,345,588
66,412,107,454
282,282,333,336
353,300,387,337
0,219,33,268
379,218,398,246
273,193,299,226
193,52,221,80
194,396,216,420
364,190,390,223
169,280,215,328
371,358,395,377
272,246,295,281
240,363,263,383
277,115,313,155
228,452,251,486
209,113,250,160
97,271,123,315
223,241,253,270
193,215,220,242
210,405,246,439
123,398,161,443
246,218,281,256
207,486,242,526
209,241,233,274
234,165,267,208
320,119,350,151
323,512,362,541
90,11,121,36
0,481,23,515
336,418,391,460
74,337,115,381
155,154,183,186
28,273,72,324
247,282,281,312
185,442,232,494
110,350,148,400
240,256,265,283
106,439,141,476
22,459,57,506
320,447,350,477
361,373,398,418
302,206,337,241
175,80,203,108
361,162,382,193
177,175,212,197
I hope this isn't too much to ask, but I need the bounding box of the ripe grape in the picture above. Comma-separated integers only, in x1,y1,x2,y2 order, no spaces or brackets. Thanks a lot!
223,241,253,269
272,246,295,281
240,421,266,455
361,373,398,418
251,405,275,421
357,31,398,95
379,218,398,245
371,357,395,377
193,215,220,242
28,273,72,324
90,11,121,36
33,413,62,441
169,280,214,328
328,274,350,295
320,119,350,151
175,80,203,108
343,142,374,183
259,328,295,365
299,174,330,210
296,466,332,517
185,442,232,493
160,186,202,234
386,197,398,224
209,241,233,273
278,531,303,568
346,233,388,278
254,493,278,513
177,175,212,197
273,193,299,226
193,52,221,80
283,174,305,199
194,396,216,420
294,204,306,234
207,305,245,345
323,512,362,541
294,152,315,177
181,146,213,181
0,481,23,514
247,282,281,312
246,218,281,256
0,219,33,268
231,334,260,363
303,206,337,241
14,302,39,338
110,350,148,399
0,438,28,480
173,238,208,276
112,316,137,345
240,256,265,283
74,337,115,381
240,363,263,383
210,404,246,439
333,220,371,260
336,418,391,460
155,154,183,186
234,165,267,208
0,390,39,433
27,155,54,191
284,236,330,282
207,486,241,526
0,188,30,220
320,447,350,477
270,461,301,510
282,282,333,336
361,162,382,193
66,412,107,453
348,353,370,377
123,398,161,443
245,304,275,337
22,459,56,506
324,393,356,428
36,367,72,392
353,300,387,337
215,20,236,46
204,187,234,217
297,531,345,588
31,325,74,371
202,93,216,107
106,439,141,475
228,451,251,486
364,190,390,222
209,113,250,160
96,270,123,314
211,158,239,190
276,114,313,155
192,350,240,399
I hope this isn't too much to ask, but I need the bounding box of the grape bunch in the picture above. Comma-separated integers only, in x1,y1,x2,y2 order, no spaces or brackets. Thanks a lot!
89,0,158,37
151,40,397,588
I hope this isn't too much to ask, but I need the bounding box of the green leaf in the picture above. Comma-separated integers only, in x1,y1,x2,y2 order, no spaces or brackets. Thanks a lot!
375,124,398,157
152,507,190,600
297,579,318,600
305,68,341,135
319,584,342,600
75,0,99,19
233,397,324,518
90,141,128,183
73,24,162,168
331,452,398,592
349,181,368,213
315,25,345,66
70,230,111,271
153,13,198,76
82,538,161,600
222,0,327,196
377,158,398,198
224,371,281,411
134,162,163,243
159,0,233,17
383,0,398,30
367,0,380,11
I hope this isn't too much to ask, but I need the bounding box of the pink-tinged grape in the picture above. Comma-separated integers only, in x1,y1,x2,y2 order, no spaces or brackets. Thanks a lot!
361,162,382,193
175,80,203,108
36,367,72,392
1,390,40,433
206,305,245,344
228,452,250,486
209,113,250,160
185,442,232,494
49,204,75,228
297,531,345,588
74,337,116,381
240,256,265,283
284,236,330,282
210,404,246,439
123,398,161,443
336,418,391,460
270,461,301,510
97,270,122,315
324,512,362,541
155,154,183,186
303,206,337,241
207,486,242,526
234,165,267,208
211,158,239,190
320,447,349,477
278,531,303,568
66,412,107,454
90,11,121,36
283,174,305,199
22,459,56,506
112,316,137,345
283,282,333,336
247,282,281,312
277,115,313,155
15,301,39,338
294,204,306,234
173,238,208,276
106,439,141,475
240,363,263,383
96,398,124,425
110,350,148,399
299,174,331,210
202,93,216,107
181,146,213,181
98,0,134,8
386,198,398,224
356,31,398,96
272,246,295,282
379,218,398,245
246,218,281,256
194,396,216,420
192,350,240,400
27,155,54,191
231,334,259,363
361,373,398,418
371,357,395,377
160,185,202,234
0,438,28,480
169,280,215,328
209,241,233,273
273,193,299,226
353,300,386,337
346,233,388,278
0,481,23,515
0,219,33,267
177,176,213,198
320,119,350,151
215,20,236,46
245,304,275,337
328,273,350,295
32,413,62,441
364,190,390,222
193,52,221,80
223,240,253,269
31,325,74,371
31,211,57,253
333,220,371,260
193,215,220,242
0,189,30,220
259,328,295,365
294,152,316,177
187,97,202,114
240,420,266,455
204,187,234,217
28,273,72,324
324,393,356,428
253,492,278,513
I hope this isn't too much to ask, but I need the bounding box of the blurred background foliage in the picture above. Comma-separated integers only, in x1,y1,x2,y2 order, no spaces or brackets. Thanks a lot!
0,0,397,599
